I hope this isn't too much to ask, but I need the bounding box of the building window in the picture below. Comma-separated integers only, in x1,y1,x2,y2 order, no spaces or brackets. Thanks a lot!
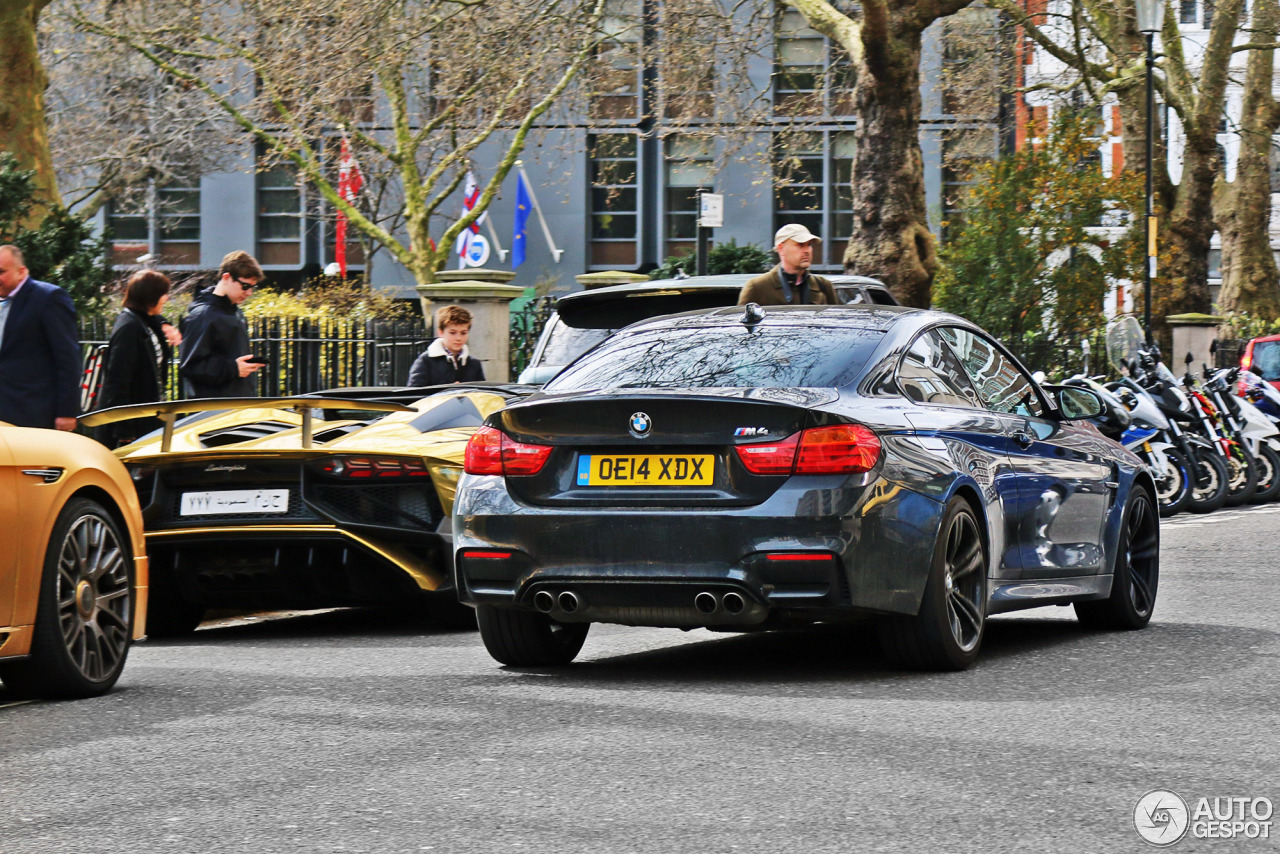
589,0,642,121
942,127,998,242
1180,0,1198,24
106,177,201,267
257,158,303,267
589,133,640,267
773,130,855,268
664,136,715,259
773,6,855,117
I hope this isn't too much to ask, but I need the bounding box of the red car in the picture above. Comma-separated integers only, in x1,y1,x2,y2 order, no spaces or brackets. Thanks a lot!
1241,334,1280,391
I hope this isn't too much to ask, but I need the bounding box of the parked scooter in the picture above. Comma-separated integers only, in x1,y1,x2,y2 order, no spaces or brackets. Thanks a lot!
1178,354,1260,506
1101,317,1229,514
1198,359,1280,503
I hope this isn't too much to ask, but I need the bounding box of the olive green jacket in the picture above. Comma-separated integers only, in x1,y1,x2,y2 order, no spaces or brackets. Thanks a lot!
737,266,837,306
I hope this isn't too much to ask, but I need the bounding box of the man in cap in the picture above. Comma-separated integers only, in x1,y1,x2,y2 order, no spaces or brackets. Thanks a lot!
737,224,838,307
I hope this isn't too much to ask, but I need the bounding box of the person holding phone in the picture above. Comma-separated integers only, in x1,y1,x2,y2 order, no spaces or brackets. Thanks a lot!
179,250,265,398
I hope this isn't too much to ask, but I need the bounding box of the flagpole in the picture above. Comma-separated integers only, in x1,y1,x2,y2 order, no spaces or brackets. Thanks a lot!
485,218,508,263
517,162,564,263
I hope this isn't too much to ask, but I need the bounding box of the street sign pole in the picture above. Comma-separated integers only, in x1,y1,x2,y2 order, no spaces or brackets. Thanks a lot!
695,190,724,277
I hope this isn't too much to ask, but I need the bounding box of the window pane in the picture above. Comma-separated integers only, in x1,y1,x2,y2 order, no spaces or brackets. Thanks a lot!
259,189,301,214
667,160,713,187
260,216,301,239
158,190,200,214
593,187,637,212
936,327,1045,417
898,332,982,408
778,39,825,65
260,166,297,189
592,213,636,239
109,216,149,242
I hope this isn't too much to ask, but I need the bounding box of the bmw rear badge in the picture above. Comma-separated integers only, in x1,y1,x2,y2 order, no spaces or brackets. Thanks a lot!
629,412,652,437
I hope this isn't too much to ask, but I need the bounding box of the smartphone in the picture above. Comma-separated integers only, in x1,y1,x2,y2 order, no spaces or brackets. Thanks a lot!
245,355,270,366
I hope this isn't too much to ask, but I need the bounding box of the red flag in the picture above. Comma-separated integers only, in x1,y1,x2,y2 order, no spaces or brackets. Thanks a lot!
335,138,364,277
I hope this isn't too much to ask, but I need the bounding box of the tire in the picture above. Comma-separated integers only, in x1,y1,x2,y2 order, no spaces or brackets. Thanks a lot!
1074,485,1159,630
476,605,588,667
1223,441,1259,507
877,497,987,671
1151,446,1192,517
1186,447,1229,514
1249,442,1280,503
0,498,134,699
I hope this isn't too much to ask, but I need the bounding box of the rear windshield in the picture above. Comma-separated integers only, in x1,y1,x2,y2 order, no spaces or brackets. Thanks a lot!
1252,341,1280,381
544,324,884,391
539,323,614,366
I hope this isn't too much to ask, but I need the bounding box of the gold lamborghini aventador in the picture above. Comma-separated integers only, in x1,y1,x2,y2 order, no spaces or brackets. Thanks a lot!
0,424,148,699
81,386,523,636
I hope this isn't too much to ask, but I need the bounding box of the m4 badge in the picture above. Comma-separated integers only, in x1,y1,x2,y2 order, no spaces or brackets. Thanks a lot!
733,427,769,437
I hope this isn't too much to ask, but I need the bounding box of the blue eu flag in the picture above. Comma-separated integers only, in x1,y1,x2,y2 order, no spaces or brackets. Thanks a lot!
512,173,532,268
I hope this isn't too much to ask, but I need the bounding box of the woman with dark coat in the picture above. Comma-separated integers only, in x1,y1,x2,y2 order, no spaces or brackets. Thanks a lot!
98,270,175,447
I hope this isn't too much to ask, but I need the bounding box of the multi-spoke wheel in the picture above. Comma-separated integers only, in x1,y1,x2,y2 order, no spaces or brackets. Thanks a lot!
878,496,987,671
1152,447,1191,517
1187,447,1228,513
1249,442,1280,503
1223,443,1259,506
1075,485,1159,630
0,498,134,699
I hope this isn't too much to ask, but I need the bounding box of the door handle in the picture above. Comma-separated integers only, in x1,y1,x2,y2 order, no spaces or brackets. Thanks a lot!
1012,430,1033,449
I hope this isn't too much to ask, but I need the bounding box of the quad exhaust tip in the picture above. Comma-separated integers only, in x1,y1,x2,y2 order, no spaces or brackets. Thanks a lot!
532,590,555,613
558,591,581,614
693,592,719,614
721,592,746,615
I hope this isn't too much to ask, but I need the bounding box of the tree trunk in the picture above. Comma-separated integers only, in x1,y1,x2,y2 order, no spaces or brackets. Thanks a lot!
1159,142,1217,318
844,28,936,308
1214,0,1280,318
0,0,60,221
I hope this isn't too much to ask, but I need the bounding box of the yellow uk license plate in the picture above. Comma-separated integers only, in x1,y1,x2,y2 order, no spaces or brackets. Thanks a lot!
576,454,714,486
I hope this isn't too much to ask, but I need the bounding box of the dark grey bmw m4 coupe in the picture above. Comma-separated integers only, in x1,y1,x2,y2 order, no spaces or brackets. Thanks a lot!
454,304,1160,671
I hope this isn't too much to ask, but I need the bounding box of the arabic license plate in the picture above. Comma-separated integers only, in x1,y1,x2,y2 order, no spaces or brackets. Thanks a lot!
180,489,290,516
576,454,713,486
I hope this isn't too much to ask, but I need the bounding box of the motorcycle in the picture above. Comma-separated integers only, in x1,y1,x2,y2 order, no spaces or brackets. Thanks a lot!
1177,354,1260,506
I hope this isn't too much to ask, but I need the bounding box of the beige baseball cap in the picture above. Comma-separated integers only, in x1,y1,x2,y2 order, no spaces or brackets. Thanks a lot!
774,223,822,246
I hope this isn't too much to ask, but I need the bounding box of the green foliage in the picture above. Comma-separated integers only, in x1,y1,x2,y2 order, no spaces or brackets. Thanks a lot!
242,276,417,322
0,153,111,319
649,239,772,279
1220,310,1280,340
934,112,1142,344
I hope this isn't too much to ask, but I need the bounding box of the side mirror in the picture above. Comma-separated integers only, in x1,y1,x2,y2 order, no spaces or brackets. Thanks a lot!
1185,351,1195,366
1049,385,1104,420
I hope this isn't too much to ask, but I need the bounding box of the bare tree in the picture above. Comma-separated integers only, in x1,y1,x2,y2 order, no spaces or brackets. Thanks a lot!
70,0,611,285
993,0,1247,327
781,0,981,308
1214,0,1280,317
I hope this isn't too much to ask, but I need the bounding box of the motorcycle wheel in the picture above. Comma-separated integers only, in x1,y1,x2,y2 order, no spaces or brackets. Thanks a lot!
1223,442,1260,507
1152,446,1192,517
1186,447,1229,514
1249,442,1280,503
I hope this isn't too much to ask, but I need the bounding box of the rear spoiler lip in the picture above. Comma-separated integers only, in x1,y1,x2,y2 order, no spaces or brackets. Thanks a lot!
81,397,415,452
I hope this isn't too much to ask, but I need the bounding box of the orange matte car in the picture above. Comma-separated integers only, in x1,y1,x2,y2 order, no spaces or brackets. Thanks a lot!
0,424,148,699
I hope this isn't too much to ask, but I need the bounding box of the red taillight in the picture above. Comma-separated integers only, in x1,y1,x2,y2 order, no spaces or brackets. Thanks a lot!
796,424,881,474
734,424,880,476
463,550,513,559
464,425,553,476
318,455,429,479
734,432,799,474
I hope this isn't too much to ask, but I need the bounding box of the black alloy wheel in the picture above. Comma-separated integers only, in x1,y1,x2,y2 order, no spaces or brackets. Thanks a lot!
1075,485,1159,630
1187,448,1229,513
878,496,987,671
1248,442,1280,503
476,605,589,667
0,498,133,699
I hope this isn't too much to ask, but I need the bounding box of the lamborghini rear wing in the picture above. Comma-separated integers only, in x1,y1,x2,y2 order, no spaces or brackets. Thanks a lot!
80,397,415,452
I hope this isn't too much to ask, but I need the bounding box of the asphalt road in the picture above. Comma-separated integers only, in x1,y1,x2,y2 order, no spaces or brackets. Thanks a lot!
3,506,1278,853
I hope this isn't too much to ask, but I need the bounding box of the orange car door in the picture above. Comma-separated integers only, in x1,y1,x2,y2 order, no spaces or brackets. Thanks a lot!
0,433,15,627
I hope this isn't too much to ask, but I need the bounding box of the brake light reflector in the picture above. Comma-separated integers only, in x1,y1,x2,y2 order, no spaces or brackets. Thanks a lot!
734,432,799,474
318,456,429,479
796,424,881,474
464,425,553,476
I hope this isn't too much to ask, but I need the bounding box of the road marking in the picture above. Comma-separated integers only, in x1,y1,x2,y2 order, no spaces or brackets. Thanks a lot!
0,700,35,709
1163,503,1280,527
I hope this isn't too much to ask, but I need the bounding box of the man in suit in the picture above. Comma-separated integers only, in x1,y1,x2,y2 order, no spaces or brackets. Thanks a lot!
737,223,838,307
0,244,81,430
